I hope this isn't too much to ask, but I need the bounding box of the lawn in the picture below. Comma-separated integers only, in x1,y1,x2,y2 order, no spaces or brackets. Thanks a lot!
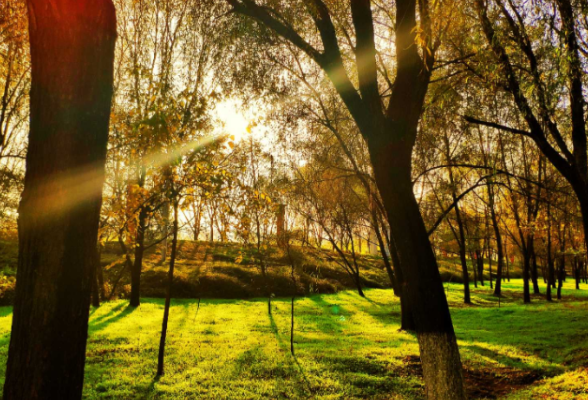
0,280,586,399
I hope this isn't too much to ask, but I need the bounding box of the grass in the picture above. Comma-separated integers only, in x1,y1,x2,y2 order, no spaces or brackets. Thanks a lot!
0,279,586,399
0,239,526,302
99,241,523,300
101,241,394,299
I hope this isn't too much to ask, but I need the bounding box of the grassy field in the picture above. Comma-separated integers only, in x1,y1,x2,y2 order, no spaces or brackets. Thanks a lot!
0,280,586,399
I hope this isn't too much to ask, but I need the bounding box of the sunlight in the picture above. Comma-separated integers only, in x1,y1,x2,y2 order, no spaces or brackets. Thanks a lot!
5,0,588,398
215,101,250,142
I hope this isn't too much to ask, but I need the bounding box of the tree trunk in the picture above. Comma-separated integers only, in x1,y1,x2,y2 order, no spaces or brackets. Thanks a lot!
192,199,202,241
489,189,504,297
97,245,106,301
575,189,588,265
529,239,540,294
488,247,493,290
130,205,147,307
373,209,398,294
388,231,415,331
523,250,531,303
576,260,582,289
380,217,414,330
557,256,564,300
504,243,511,283
454,204,471,304
470,252,478,288
3,2,116,399
91,250,100,308
157,199,179,377
160,201,169,263
353,272,365,298
546,212,554,301
476,249,484,286
369,146,465,399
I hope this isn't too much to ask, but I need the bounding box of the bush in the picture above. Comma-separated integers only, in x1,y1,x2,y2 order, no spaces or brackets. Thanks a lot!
0,275,16,306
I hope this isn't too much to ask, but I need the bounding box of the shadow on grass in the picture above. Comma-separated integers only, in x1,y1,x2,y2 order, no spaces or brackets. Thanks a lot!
89,303,138,332
267,311,315,396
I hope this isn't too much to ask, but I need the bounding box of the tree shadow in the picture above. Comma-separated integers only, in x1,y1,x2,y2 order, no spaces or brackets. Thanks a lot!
462,343,550,372
267,311,314,395
89,303,138,332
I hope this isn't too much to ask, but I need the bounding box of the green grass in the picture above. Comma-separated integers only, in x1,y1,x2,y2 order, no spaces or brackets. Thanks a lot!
0,279,587,399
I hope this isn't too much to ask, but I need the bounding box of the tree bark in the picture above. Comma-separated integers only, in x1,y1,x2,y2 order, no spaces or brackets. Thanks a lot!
385,226,415,331
3,2,116,399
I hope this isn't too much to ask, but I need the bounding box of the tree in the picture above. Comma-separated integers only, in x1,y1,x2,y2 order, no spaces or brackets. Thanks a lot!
0,0,28,230
467,0,588,257
226,0,466,397
3,0,117,399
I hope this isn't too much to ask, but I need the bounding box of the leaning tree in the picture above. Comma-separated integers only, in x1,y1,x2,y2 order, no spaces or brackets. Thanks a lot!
225,0,466,397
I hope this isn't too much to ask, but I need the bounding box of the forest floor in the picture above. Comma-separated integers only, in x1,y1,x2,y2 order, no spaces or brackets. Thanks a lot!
0,280,586,399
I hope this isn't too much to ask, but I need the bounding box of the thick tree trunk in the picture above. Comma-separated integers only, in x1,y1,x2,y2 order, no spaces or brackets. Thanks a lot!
157,199,179,377
573,165,588,265
370,146,465,400
380,218,414,330
388,232,415,331
130,205,148,307
3,2,116,399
